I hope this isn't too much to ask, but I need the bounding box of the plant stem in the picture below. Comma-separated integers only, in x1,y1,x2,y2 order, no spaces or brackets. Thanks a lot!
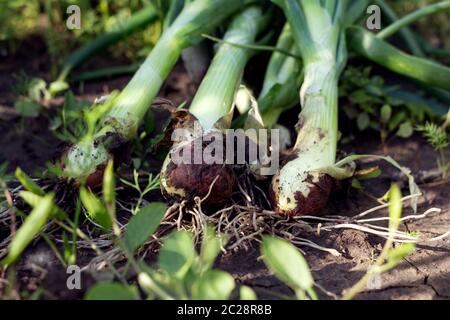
270,0,345,215
50,5,159,94
348,26,450,91
107,36,182,123
341,237,393,300
56,220,127,284
201,34,302,60
189,6,268,130
375,0,424,57
377,0,450,40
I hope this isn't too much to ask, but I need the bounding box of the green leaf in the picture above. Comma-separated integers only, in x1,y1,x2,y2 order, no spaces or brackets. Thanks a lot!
15,167,44,196
79,187,111,230
351,178,362,190
49,80,69,96
18,191,42,207
261,236,313,291
357,113,370,131
199,225,224,273
84,282,139,300
14,100,41,118
102,161,115,204
102,160,116,217
158,230,196,279
351,90,373,104
357,167,382,180
387,243,415,265
28,78,48,102
1,194,55,267
192,270,235,300
388,184,402,229
240,285,257,300
123,202,166,253
144,110,156,134
380,104,392,124
63,91,83,112
388,111,406,131
396,122,414,138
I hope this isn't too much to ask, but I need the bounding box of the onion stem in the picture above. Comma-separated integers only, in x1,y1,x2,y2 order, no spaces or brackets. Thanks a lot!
270,0,347,216
50,5,159,95
189,8,269,130
377,0,450,40
160,6,269,203
62,0,250,184
374,0,424,57
348,26,450,91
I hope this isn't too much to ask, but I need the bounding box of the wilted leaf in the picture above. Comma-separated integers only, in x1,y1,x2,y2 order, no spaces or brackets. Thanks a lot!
355,167,382,180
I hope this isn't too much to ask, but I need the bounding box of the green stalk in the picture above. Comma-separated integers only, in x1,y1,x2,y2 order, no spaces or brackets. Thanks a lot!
160,6,268,202
50,5,159,95
375,0,424,57
270,0,347,216
238,0,368,130
70,63,141,82
377,0,450,40
62,0,249,184
348,26,450,91
420,38,450,59
258,24,302,128
163,0,186,30
345,0,369,26
189,8,268,130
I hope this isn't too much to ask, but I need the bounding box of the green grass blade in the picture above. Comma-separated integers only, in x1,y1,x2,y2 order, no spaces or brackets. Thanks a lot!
1,194,55,267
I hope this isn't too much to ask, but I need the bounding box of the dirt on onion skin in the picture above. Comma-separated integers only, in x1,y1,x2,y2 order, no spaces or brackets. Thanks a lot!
59,132,131,189
270,167,334,217
161,137,236,208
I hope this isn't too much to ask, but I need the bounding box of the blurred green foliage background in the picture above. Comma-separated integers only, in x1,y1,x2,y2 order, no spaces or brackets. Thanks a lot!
0,0,161,68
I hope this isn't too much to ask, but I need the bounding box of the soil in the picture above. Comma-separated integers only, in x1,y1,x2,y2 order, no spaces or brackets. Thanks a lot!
218,137,450,300
0,36,449,300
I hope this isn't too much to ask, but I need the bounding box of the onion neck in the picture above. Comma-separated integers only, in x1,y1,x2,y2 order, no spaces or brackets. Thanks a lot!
274,57,339,214
107,36,182,127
